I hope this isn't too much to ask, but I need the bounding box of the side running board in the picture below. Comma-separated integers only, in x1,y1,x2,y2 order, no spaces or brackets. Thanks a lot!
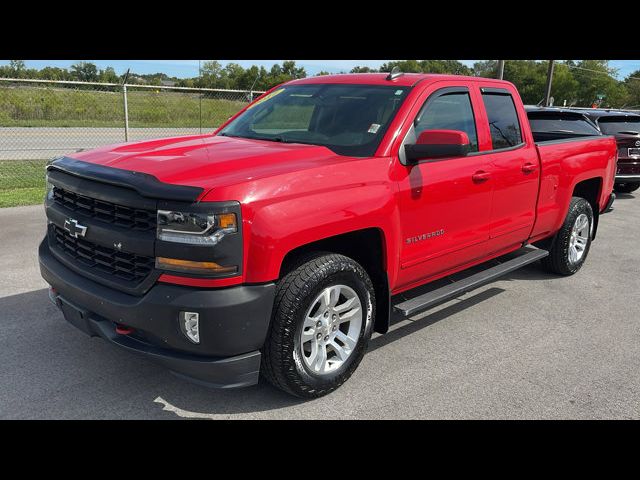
393,248,549,317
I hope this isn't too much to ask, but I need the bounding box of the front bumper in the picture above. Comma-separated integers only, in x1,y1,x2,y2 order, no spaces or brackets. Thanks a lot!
39,239,276,388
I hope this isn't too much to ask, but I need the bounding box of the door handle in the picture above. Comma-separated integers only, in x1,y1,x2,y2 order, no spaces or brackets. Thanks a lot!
522,162,538,174
472,171,491,183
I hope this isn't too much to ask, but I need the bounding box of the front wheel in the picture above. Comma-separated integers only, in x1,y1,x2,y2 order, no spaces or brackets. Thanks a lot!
541,197,593,276
614,182,640,194
261,253,375,398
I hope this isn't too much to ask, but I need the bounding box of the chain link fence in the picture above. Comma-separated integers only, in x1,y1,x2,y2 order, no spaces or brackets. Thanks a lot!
0,77,263,206
0,77,263,160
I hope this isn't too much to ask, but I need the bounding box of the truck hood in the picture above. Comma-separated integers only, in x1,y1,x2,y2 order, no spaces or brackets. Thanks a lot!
71,134,350,193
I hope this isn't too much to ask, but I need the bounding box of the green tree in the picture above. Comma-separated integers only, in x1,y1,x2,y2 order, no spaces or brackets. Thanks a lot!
379,60,422,73
281,60,306,79
99,66,119,83
380,60,472,75
9,60,26,75
5,60,27,78
472,60,498,78
546,62,580,107
420,60,472,75
316,70,331,76
350,66,377,73
623,70,640,108
568,60,629,107
199,60,226,88
70,61,99,82
38,66,71,81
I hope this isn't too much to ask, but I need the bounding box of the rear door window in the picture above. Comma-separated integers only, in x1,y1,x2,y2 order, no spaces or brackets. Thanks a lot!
481,91,523,149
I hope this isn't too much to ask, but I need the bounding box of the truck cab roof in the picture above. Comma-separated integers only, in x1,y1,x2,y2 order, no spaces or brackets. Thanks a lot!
288,73,514,88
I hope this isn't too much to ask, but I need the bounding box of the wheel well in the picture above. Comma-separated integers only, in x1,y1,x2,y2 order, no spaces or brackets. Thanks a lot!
279,228,391,334
573,177,602,239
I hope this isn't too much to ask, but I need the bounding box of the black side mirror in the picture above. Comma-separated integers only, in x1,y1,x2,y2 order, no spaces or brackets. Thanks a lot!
405,129,471,164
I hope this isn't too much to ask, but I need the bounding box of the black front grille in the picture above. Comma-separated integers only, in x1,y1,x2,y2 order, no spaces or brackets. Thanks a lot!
51,224,154,284
52,186,156,232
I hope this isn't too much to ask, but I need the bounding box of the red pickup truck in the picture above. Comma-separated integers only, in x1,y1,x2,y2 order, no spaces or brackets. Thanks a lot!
39,73,617,398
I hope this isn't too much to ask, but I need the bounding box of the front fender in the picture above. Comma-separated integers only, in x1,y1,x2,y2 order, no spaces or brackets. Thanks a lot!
242,181,400,284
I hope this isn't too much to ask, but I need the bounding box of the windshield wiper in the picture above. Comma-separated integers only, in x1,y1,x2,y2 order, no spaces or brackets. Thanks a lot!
251,136,289,143
218,132,288,143
617,130,640,135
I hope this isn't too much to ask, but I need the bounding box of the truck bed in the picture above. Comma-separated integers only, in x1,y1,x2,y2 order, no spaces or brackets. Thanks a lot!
530,135,618,241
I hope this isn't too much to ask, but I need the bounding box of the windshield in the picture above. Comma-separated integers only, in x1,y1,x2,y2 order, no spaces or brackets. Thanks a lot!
218,84,411,157
597,117,640,135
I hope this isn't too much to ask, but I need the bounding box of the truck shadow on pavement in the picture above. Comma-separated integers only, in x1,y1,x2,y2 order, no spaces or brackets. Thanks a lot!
0,284,517,418
0,289,305,418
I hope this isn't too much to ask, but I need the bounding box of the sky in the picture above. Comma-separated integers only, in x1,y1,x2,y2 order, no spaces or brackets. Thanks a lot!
1,59,639,79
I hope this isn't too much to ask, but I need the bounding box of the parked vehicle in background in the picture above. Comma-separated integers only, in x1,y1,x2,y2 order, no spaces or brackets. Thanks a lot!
40,73,617,398
525,106,602,142
574,109,640,194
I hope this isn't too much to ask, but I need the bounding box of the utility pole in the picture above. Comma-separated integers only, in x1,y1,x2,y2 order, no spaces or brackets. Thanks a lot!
544,60,555,107
122,68,130,142
497,60,505,80
198,60,202,134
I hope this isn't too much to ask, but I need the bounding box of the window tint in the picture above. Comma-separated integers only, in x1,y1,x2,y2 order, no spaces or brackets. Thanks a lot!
415,92,478,152
219,84,411,157
597,117,640,135
482,92,523,149
252,102,315,132
528,114,601,135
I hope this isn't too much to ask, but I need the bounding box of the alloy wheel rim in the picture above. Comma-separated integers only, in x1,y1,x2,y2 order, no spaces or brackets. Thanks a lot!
568,213,589,265
300,284,362,375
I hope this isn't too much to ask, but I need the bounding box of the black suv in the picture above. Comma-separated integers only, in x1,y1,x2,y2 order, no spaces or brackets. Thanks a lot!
575,109,640,194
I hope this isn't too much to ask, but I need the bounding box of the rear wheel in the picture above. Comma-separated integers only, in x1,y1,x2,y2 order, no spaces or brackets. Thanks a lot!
261,253,375,398
614,182,640,194
541,197,593,276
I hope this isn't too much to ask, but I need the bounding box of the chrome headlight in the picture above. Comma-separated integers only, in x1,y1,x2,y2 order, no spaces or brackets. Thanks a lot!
156,208,241,277
157,210,237,245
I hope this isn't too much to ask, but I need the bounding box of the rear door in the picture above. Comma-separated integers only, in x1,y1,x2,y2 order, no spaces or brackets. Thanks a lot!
395,85,493,290
475,86,540,255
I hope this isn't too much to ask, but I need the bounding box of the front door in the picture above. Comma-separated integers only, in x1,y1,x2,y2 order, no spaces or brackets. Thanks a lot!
395,87,493,291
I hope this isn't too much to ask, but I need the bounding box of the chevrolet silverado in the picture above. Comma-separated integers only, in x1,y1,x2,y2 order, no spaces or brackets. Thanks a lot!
40,72,617,397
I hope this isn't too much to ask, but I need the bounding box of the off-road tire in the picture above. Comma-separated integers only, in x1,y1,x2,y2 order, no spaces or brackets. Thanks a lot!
261,253,375,398
541,197,593,276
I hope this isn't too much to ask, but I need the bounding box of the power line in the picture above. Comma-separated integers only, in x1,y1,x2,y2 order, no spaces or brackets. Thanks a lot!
556,62,640,82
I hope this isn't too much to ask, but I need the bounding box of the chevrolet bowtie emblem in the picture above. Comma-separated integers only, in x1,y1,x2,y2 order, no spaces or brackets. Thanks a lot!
64,218,88,238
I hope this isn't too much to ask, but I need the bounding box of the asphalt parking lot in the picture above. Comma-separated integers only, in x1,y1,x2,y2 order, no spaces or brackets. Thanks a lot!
0,194,639,419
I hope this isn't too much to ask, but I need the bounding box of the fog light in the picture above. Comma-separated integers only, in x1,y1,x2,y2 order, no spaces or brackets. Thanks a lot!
180,312,200,344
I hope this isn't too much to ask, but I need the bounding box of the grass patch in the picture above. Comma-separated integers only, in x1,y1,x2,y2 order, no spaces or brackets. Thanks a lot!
0,187,45,207
0,85,248,128
0,159,47,207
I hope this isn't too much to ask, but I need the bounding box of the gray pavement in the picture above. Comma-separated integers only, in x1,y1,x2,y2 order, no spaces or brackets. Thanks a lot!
0,127,213,160
0,195,639,419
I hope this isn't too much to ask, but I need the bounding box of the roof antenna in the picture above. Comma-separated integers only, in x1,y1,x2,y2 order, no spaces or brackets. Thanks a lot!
386,66,404,81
